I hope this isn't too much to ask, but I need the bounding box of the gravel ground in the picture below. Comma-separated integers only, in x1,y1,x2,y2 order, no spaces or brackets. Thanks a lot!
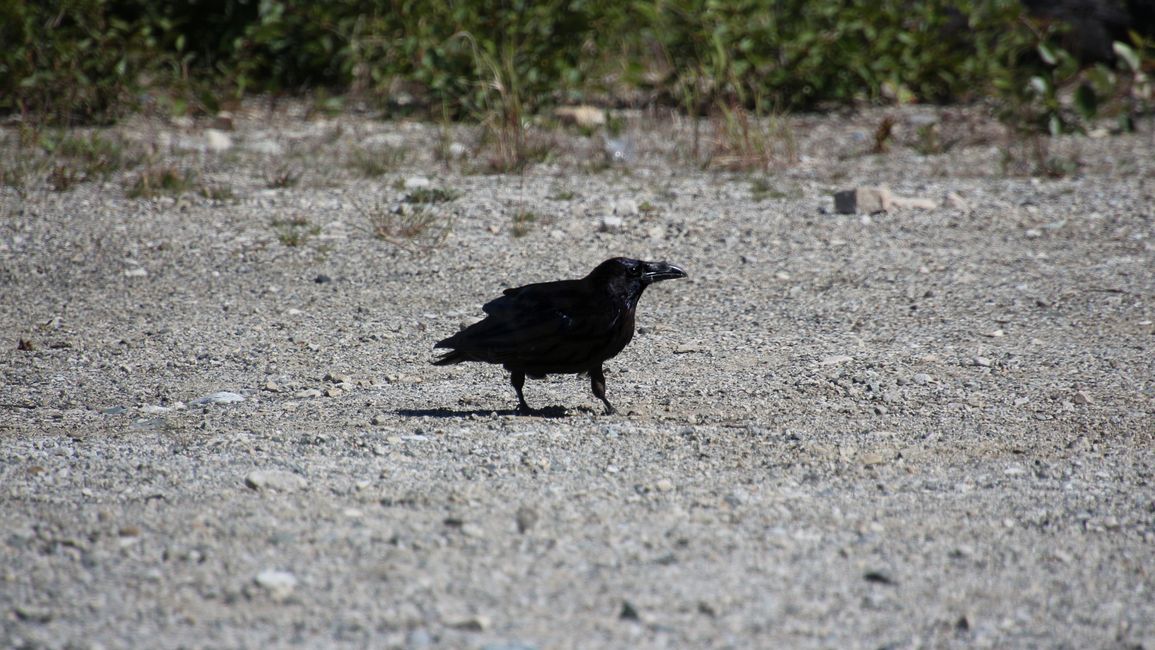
2,104,1154,649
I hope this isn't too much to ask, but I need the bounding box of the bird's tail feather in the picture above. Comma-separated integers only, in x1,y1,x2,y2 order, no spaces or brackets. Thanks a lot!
432,349,465,365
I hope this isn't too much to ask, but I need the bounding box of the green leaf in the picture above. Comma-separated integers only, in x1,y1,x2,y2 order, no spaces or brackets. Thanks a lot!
1074,83,1097,119
1113,41,1139,72
1037,43,1056,66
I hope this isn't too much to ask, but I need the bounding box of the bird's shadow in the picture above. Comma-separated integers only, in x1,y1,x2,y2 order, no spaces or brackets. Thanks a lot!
396,405,573,419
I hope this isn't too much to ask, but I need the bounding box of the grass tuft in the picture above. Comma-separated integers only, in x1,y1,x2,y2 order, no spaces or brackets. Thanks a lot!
265,166,301,189
361,200,451,253
126,166,194,198
271,216,320,247
404,187,460,204
511,210,537,238
348,147,407,177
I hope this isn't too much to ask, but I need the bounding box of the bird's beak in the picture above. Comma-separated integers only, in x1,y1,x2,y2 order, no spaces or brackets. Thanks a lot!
641,261,687,284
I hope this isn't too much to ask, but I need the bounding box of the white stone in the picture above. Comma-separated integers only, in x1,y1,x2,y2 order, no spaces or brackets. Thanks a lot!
254,569,297,601
205,129,233,152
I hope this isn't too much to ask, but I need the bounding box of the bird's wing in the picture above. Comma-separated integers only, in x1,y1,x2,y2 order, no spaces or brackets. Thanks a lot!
438,280,618,367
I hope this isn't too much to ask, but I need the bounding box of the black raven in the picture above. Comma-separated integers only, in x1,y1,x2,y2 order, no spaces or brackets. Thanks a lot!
433,257,686,415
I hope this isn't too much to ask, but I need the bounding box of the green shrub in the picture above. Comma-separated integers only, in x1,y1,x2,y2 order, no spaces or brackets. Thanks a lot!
1,0,1151,130
636,0,1038,110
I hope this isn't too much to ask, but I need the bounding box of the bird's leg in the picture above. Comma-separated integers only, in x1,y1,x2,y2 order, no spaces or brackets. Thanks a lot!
590,365,616,415
510,370,533,415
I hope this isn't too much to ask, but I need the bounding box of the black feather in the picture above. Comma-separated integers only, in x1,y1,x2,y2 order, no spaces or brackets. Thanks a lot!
432,257,686,414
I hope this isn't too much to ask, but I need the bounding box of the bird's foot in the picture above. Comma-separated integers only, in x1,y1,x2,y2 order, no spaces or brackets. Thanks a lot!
514,403,536,416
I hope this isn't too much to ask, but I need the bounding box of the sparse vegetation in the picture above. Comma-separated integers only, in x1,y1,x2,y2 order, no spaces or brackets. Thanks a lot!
511,210,537,238
21,131,144,191
48,165,82,192
1000,137,1084,178
362,201,451,253
271,216,320,247
348,147,406,177
915,123,946,155
0,160,31,194
706,103,798,171
404,187,460,204
46,133,136,176
265,166,301,189
126,166,194,198
200,185,236,202
750,178,787,201
871,116,896,154
1,0,1151,183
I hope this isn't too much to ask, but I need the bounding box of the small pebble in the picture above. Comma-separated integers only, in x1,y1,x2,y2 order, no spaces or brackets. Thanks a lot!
820,355,853,366
600,215,624,233
245,470,308,492
620,601,641,621
449,615,490,631
515,505,538,533
254,569,297,601
863,570,896,585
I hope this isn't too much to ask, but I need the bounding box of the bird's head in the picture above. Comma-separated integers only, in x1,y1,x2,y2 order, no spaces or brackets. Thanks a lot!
590,257,687,305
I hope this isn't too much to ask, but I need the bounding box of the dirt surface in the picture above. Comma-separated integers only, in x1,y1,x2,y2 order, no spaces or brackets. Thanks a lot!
2,105,1154,649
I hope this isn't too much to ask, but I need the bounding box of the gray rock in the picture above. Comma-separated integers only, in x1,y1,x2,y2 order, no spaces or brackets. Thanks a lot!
834,186,892,214
191,391,245,406
254,569,297,601
600,215,624,233
245,470,308,492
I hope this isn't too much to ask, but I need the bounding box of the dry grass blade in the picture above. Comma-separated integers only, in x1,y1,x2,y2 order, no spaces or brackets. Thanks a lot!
357,198,452,254
707,102,797,172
